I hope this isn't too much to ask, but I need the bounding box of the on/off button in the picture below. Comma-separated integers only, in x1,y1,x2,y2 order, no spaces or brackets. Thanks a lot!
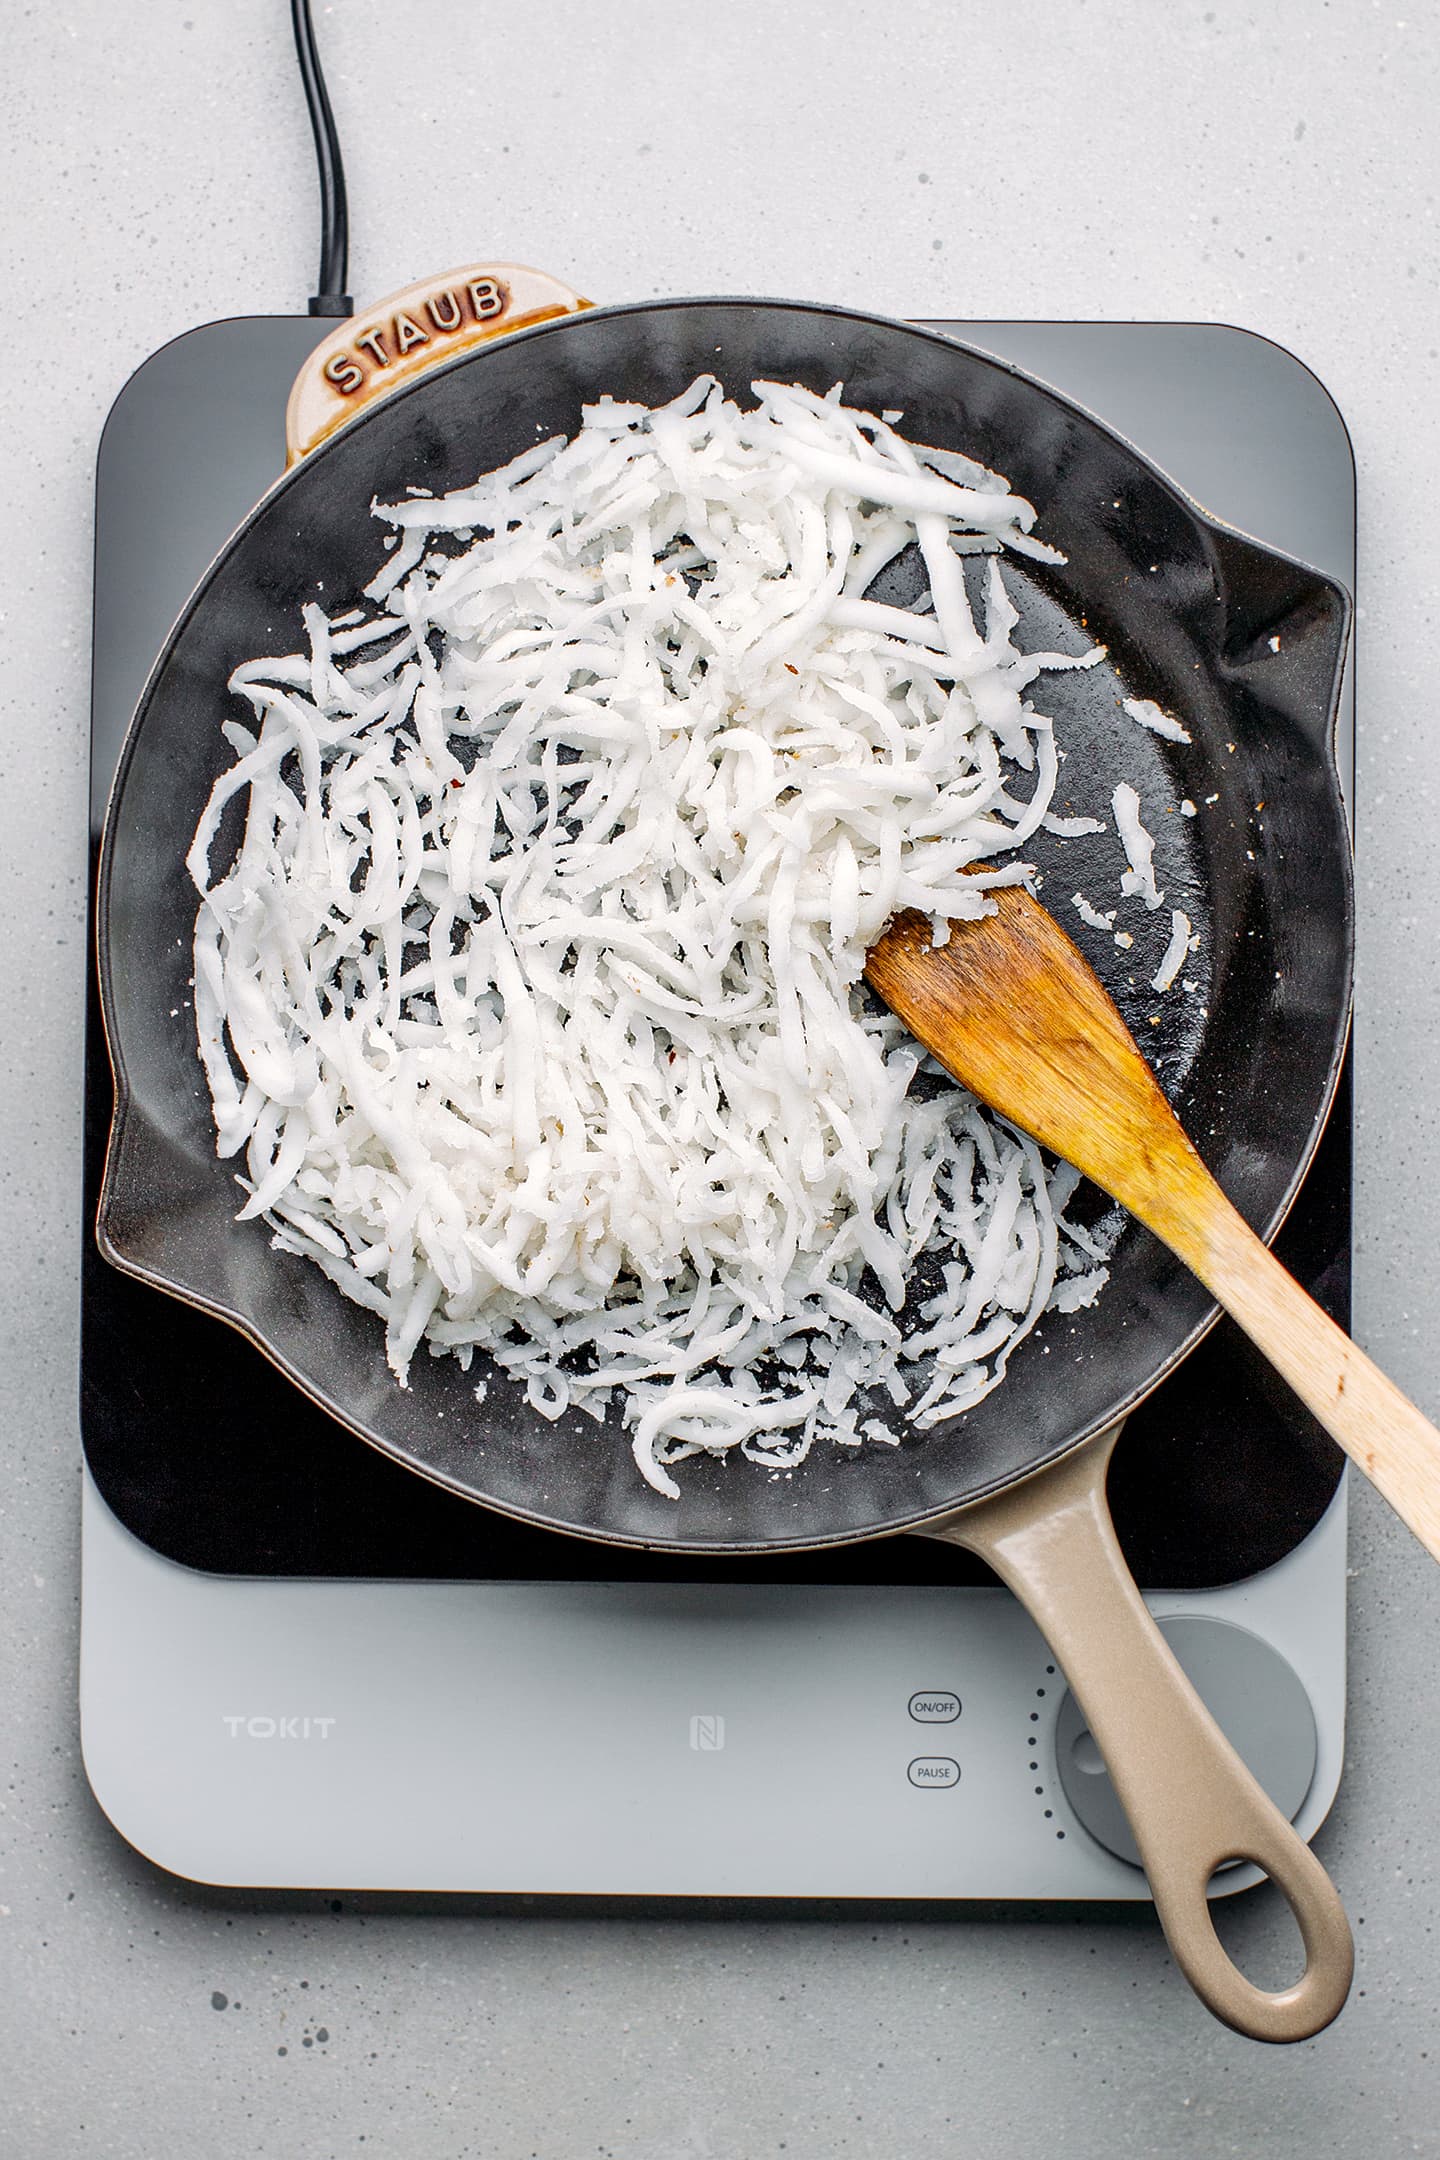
909,1691,961,1723
908,1757,961,1788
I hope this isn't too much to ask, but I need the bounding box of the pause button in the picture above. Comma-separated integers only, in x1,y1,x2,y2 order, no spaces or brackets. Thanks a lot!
907,1757,961,1788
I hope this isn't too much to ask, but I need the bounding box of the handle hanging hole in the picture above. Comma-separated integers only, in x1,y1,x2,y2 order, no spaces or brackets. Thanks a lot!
1207,1872,1309,1994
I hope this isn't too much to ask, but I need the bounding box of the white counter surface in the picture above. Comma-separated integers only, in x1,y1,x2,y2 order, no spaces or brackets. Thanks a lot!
4,3,1440,2153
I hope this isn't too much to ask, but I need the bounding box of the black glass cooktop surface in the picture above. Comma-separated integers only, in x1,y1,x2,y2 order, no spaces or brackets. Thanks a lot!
82,315,1353,1590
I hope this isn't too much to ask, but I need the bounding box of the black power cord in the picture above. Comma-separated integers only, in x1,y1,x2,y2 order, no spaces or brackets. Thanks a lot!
291,0,352,317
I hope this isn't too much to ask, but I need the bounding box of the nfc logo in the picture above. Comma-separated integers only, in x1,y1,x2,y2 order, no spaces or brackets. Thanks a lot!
689,1714,726,1752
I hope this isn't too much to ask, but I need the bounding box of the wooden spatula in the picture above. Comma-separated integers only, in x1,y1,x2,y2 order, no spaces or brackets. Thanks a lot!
865,894,1440,1563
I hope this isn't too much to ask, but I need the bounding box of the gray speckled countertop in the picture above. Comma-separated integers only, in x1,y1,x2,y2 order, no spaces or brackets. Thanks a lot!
5,2,1440,2153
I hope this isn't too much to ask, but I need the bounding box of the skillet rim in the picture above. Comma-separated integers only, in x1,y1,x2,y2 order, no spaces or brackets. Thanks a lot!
94,293,1356,1553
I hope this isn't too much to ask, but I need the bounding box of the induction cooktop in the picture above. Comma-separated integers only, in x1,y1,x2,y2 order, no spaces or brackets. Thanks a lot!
79,312,1354,1897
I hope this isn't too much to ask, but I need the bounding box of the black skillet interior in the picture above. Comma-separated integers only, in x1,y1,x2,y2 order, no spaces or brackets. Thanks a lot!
97,299,1353,1552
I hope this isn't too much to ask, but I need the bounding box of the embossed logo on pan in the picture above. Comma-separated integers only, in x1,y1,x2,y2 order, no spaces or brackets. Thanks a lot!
322,279,510,395
222,1715,337,1740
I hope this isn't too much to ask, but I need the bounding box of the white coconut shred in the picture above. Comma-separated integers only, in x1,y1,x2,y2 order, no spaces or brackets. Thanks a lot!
1122,695,1191,746
187,375,1121,1500
1152,909,1197,994
1111,781,1164,911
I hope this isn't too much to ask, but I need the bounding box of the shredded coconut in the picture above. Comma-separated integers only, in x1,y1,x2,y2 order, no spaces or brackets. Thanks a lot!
1112,781,1164,910
188,375,1118,1499
1044,812,1105,838
1122,695,1191,745
1151,910,1195,994
1072,893,1116,932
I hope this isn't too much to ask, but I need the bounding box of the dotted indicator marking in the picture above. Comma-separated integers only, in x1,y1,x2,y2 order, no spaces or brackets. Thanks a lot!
1029,1663,1069,1841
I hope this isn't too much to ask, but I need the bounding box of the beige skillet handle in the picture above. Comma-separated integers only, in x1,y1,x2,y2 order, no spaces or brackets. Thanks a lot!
285,261,591,465
924,1428,1354,2042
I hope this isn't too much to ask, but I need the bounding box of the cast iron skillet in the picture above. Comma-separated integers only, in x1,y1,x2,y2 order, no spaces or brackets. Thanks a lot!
96,272,1353,2039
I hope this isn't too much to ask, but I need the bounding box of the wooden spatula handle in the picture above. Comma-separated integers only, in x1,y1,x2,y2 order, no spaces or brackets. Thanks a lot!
1176,1192,1440,1564
865,893,1440,1567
